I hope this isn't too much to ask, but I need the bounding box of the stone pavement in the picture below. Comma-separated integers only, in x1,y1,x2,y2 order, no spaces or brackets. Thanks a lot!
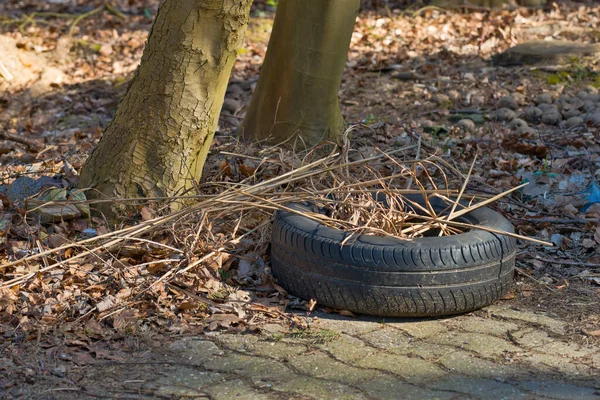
133,303,599,400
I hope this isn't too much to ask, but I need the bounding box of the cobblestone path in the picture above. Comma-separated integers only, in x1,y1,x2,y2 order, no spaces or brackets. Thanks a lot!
75,303,600,400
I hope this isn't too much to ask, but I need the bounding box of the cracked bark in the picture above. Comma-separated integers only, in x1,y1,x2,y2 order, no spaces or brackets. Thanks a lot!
79,0,252,217
241,0,360,148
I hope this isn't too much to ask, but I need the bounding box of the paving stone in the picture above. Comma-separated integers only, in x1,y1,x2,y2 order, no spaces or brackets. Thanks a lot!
142,367,221,397
485,306,567,334
359,328,457,359
204,379,275,400
426,332,521,358
427,376,528,399
317,333,374,363
169,339,224,363
388,320,449,339
314,315,382,335
359,327,411,349
447,316,519,336
287,351,379,385
203,354,296,383
516,381,600,400
520,352,593,376
510,329,591,358
273,376,368,399
438,350,521,379
356,375,456,400
355,352,448,384
215,334,306,361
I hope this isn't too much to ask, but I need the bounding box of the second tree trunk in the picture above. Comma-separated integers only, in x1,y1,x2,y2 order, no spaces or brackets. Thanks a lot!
241,0,360,147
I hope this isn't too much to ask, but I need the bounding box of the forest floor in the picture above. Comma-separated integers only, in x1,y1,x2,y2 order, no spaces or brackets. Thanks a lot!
1,0,600,398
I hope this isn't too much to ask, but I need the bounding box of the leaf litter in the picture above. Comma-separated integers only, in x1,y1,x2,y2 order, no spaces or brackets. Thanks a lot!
1,2,600,390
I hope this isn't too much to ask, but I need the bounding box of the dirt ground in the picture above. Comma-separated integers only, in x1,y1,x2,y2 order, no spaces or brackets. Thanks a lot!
1,1,600,398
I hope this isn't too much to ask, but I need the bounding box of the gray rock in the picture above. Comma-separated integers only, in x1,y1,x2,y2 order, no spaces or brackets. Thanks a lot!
562,108,581,118
457,119,476,133
565,116,584,129
577,91,600,102
541,110,562,125
498,96,518,110
495,108,516,122
509,118,528,131
583,100,597,112
585,112,600,126
522,106,543,121
226,84,245,97
222,98,241,113
517,126,536,135
538,103,558,113
536,93,553,105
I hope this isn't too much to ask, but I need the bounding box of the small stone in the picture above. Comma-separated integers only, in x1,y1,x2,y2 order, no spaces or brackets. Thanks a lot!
583,100,597,112
82,228,97,237
586,112,600,126
579,85,599,95
495,108,516,122
432,93,450,105
509,118,528,131
226,84,245,97
516,126,536,135
563,108,581,118
222,98,241,113
457,119,476,133
565,116,584,129
498,96,518,110
538,103,558,113
447,89,461,102
522,106,543,122
536,93,553,105
577,91,600,102
52,365,66,378
541,110,562,125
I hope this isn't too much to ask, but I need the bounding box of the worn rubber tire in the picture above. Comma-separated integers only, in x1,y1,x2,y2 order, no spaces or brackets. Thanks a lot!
270,195,516,317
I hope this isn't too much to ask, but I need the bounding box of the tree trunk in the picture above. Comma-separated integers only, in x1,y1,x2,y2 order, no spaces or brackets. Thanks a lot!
241,0,360,148
78,0,252,216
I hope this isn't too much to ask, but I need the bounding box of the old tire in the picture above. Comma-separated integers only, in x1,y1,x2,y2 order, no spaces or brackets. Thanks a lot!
270,195,516,317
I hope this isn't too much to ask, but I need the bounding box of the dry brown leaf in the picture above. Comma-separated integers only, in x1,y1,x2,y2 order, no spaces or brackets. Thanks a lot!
338,310,356,317
112,309,137,331
140,206,155,221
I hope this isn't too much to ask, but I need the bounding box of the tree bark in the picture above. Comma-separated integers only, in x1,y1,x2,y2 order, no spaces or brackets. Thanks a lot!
241,0,360,148
79,0,252,216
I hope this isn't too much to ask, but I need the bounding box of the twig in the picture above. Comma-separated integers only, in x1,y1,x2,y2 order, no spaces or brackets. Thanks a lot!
400,182,529,236
515,218,600,224
69,6,104,36
515,266,557,292
535,257,600,269
439,154,477,236
0,131,38,149
406,135,422,190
